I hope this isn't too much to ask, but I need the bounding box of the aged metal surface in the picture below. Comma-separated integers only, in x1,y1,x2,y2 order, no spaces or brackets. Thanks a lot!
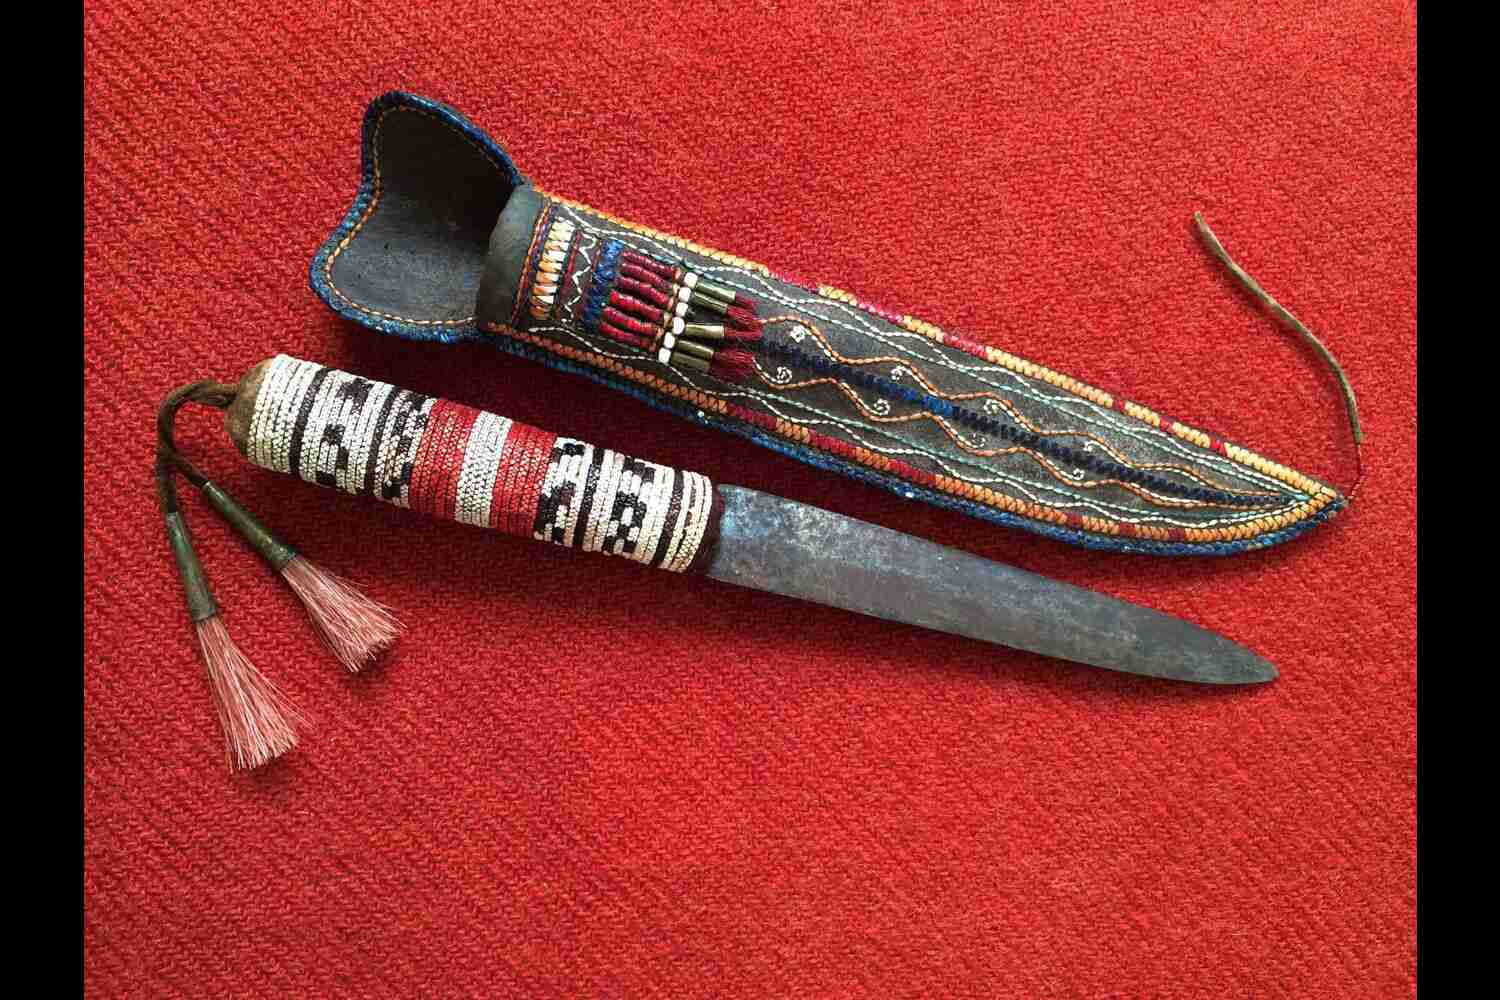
202,482,298,571
704,486,1276,685
163,511,219,624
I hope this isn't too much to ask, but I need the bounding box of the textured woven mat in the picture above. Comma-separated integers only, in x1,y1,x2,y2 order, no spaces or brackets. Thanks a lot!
84,2,1415,995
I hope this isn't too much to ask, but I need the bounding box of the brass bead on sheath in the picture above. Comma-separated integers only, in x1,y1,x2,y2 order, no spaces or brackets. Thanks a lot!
681,323,728,341
694,279,737,303
672,339,715,362
671,353,712,373
689,290,731,316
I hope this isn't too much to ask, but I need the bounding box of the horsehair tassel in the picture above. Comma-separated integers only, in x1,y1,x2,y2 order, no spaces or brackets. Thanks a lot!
159,381,401,677
199,482,402,672
156,456,305,771
222,355,725,576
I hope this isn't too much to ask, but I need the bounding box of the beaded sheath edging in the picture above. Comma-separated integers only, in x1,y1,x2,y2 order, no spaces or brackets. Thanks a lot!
505,190,1345,550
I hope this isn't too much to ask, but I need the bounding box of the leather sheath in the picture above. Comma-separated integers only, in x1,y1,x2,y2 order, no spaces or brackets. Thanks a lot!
310,91,1344,556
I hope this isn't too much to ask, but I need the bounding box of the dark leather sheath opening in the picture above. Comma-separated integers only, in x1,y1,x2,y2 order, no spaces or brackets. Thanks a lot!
311,93,526,337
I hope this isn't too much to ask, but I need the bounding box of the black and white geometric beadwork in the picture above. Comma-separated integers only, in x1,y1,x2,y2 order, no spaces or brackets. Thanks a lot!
245,355,718,573
531,437,713,572
248,356,436,508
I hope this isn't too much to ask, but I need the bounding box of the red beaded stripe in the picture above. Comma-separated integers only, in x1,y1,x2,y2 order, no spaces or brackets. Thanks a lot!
490,420,557,538
608,291,664,325
409,400,450,515
619,262,676,298
488,419,527,534
941,329,1001,364
488,420,525,535
408,400,478,518
598,319,656,352
617,275,672,309
622,251,676,282
603,306,660,341
407,400,448,515
432,404,474,518
515,424,559,537
436,404,483,521
492,425,522,536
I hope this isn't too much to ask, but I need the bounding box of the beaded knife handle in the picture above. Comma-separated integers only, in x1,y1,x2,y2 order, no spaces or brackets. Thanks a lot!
227,354,723,574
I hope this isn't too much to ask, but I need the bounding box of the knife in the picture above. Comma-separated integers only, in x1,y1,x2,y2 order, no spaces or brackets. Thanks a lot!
186,353,1273,687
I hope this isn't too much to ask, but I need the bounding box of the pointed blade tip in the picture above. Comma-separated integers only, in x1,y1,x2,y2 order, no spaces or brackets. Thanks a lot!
1248,656,1280,685
1205,650,1278,686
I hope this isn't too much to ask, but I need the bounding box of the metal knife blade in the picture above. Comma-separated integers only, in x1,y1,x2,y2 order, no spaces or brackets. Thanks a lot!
703,486,1276,684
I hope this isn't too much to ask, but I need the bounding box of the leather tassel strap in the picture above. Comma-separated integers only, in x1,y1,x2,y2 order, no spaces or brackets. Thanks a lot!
226,355,724,574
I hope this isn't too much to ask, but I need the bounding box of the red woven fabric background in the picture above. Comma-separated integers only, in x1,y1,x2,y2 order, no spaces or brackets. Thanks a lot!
84,2,1416,995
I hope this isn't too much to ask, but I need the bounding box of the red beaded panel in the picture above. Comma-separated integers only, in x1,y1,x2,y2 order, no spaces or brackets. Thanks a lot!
409,400,482,520
489,420,557,538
